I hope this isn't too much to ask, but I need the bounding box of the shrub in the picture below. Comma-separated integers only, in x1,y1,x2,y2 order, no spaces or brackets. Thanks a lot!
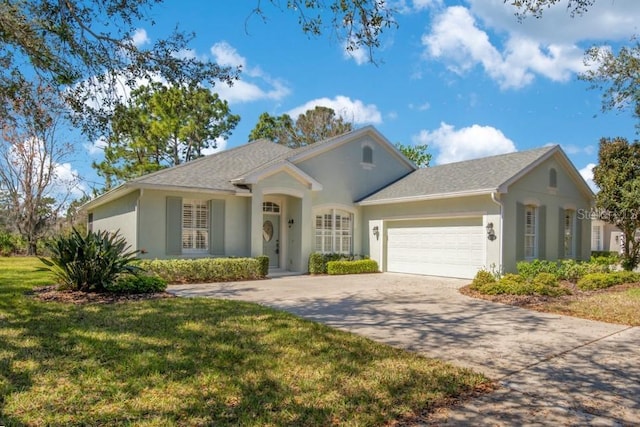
590,252,620,266
0,231,17,256
327,259,379,275
532,272,558,287
256,255,270,277
517,259,559,280
106,275,167,294
474,274,529,295
40,228,140,292
472,272,569,297
470,269,496,290
308,252,347,274
577,271,640,291
137,257,266,284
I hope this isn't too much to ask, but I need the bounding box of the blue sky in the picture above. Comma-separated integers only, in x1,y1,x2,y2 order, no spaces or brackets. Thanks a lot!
78,0,640,192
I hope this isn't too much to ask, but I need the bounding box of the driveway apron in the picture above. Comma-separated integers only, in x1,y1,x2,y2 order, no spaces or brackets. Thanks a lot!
168,273,640,426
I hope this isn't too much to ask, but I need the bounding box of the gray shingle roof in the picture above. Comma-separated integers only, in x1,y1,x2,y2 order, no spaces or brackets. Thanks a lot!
359,145,558,203
131,139,293,192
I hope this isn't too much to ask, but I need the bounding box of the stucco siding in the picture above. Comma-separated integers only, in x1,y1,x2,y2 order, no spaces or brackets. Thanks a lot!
90,190,139,250
362,195,501,272
137,190,251,259
501,155,592,272
297,135,413,207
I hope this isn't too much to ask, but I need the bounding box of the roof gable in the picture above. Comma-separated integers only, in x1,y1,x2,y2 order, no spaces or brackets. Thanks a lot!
359,145,592,205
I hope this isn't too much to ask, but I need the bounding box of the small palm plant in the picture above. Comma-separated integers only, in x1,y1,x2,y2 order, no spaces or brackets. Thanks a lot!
40,228,140,292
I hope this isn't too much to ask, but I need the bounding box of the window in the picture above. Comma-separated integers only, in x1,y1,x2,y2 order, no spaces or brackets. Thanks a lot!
362,146,373,164
182,199,208,252
87,213,93,232
524,205,537,259
592,224,602,251
314,209,353,254
263,201,280,213
549,168,557,188
564,210,575,257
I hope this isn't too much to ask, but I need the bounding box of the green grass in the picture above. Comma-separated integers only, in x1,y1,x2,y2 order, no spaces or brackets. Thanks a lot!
0,258,489,426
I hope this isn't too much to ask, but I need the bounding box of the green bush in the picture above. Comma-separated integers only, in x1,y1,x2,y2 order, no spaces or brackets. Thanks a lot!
577,271,640,291
256,255,270,277
0,231,18,256
327,259,379,275
308,252,346,274
532,272,558,287
138,257,267,284
106,275,167,294
40,228,140,292
470,269,496,290
472,272,569,297
473,273,528,295
517,259,559,280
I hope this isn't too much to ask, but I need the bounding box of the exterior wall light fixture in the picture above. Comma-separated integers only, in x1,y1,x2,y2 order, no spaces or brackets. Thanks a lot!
486,222,497,241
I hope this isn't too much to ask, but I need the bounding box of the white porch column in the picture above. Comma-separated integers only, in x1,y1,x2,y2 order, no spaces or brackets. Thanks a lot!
250,188,263,257
299,191,313,272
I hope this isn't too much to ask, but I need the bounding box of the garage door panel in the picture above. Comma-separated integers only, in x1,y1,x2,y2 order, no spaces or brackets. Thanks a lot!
386,223,485,279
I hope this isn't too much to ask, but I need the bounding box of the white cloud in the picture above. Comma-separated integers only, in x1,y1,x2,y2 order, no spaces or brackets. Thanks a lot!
287,96,382,125
201,138,228,156
215,78,290,104
413,122,516,164
343,41,369,65
84,137,107,157
209,41,291,104
409,102,431,111
422,6,587,89
54,162,85,198
394,0,442,14
211,41,247,69
579,163,598,192
131,28,150,47
468,0,640,45
562,144,595,156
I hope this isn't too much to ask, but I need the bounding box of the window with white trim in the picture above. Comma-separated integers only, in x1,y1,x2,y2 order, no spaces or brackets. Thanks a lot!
591,224,602,251
524,205,537,259
314,208,353,254
564,210,575,257
263,201,280,213
182,199,208,252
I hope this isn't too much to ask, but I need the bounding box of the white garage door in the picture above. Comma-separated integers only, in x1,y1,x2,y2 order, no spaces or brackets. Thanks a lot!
386,218,485,279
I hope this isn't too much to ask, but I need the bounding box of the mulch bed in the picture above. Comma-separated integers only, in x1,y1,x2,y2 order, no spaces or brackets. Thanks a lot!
30,285,176,304
459,281,639,310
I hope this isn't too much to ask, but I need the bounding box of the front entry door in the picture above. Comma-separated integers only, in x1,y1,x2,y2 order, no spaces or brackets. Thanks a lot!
262,214,280,268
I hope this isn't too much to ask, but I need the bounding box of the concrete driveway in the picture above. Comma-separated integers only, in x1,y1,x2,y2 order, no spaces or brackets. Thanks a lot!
168,273,640,426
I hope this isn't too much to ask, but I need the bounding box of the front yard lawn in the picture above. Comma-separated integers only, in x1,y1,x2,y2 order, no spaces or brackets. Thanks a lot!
462,281,640,326
0,257,490,426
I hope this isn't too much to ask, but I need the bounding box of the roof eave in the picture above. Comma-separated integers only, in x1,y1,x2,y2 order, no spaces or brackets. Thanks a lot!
232,161,323,191
358,188,497,206
82,183,248,211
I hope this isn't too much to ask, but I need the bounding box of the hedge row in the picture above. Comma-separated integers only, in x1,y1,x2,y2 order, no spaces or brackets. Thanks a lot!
470,271,569,297
327,259,379,275
137,257,269,284
106,275,167,294
577,271,640,291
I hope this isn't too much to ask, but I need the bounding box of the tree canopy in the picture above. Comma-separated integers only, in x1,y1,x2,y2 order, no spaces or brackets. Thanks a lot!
94,82,240,190
0,82,78,254
395,143,431,168
507,0,596,19
592,137,640,270
249,107,353,148
581,41,640,130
